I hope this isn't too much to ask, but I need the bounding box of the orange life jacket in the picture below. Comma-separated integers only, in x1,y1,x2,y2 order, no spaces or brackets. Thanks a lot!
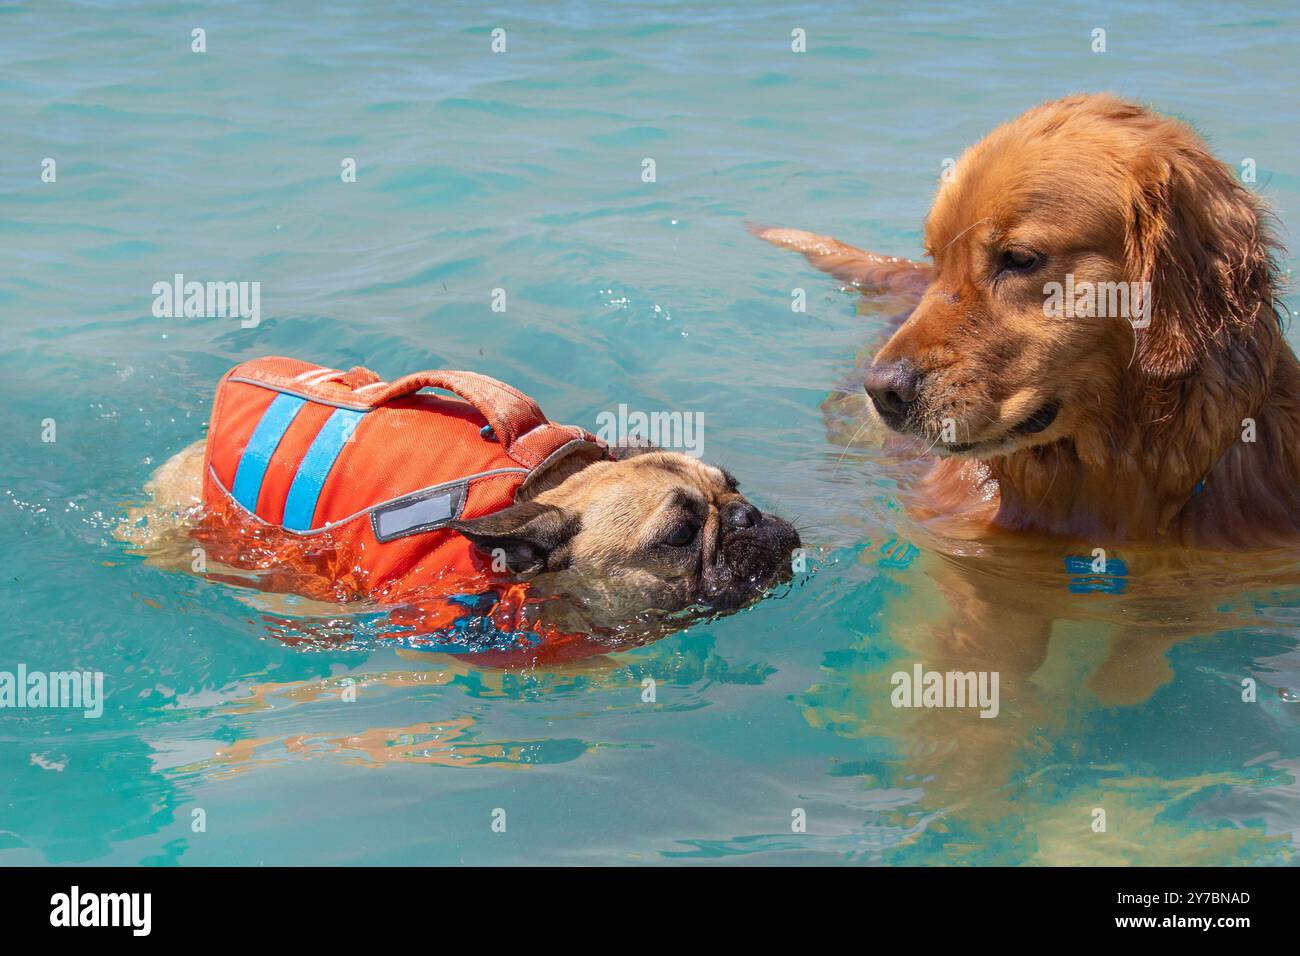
197,356,610,640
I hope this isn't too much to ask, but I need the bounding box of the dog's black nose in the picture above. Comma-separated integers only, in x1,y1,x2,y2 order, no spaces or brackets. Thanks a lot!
724,501,760,529
863,361,922,419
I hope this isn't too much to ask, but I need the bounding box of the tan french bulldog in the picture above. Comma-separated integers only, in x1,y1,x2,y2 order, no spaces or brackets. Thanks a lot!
120,439,800,630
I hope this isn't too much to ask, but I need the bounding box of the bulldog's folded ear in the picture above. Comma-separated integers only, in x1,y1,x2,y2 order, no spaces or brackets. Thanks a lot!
447,501,580,576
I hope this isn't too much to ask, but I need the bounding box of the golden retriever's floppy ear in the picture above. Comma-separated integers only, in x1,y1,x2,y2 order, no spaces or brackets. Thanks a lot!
1125,132,1281,382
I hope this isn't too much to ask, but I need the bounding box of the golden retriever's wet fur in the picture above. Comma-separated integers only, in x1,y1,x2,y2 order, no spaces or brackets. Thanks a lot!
759,93,1296,549
756,96,1300,792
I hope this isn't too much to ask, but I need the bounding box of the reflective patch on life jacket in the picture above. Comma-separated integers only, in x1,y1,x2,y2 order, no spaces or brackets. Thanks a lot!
371,478,469,542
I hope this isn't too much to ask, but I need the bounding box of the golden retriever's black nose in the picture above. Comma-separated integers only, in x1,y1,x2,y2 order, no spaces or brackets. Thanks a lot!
864,361,921,420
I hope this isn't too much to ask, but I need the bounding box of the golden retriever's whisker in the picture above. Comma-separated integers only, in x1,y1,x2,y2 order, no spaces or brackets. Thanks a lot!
831,419,874,475
939,216,993,255
920,430,946,454
1035,453,1062,510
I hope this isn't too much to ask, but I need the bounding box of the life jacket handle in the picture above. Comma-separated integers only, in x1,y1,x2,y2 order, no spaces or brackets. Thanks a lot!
225,357,601,470
353,369,550,450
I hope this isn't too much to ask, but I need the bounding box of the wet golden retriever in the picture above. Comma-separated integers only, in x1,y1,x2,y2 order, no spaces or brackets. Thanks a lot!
757,93,1295,549
755,94,1300,769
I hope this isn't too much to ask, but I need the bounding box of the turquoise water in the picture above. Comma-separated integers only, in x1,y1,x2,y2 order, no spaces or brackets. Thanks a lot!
3,0,1299,865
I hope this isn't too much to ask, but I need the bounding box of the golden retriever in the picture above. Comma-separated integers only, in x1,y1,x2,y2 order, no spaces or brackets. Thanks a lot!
757,93,1294,549
754,97,1300,825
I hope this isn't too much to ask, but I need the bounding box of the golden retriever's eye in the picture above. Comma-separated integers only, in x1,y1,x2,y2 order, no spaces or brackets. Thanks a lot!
663,521,698,547
998,248,1042,274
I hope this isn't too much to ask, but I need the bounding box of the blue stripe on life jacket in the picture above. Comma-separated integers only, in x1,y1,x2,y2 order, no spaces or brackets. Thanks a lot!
230,392,307,515
282,407,366,531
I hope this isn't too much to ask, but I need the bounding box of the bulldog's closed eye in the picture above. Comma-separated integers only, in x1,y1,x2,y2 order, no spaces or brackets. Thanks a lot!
663,520,698,547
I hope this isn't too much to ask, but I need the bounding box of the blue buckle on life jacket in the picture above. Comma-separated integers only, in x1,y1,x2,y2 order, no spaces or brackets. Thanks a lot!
1063,555,1129,594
